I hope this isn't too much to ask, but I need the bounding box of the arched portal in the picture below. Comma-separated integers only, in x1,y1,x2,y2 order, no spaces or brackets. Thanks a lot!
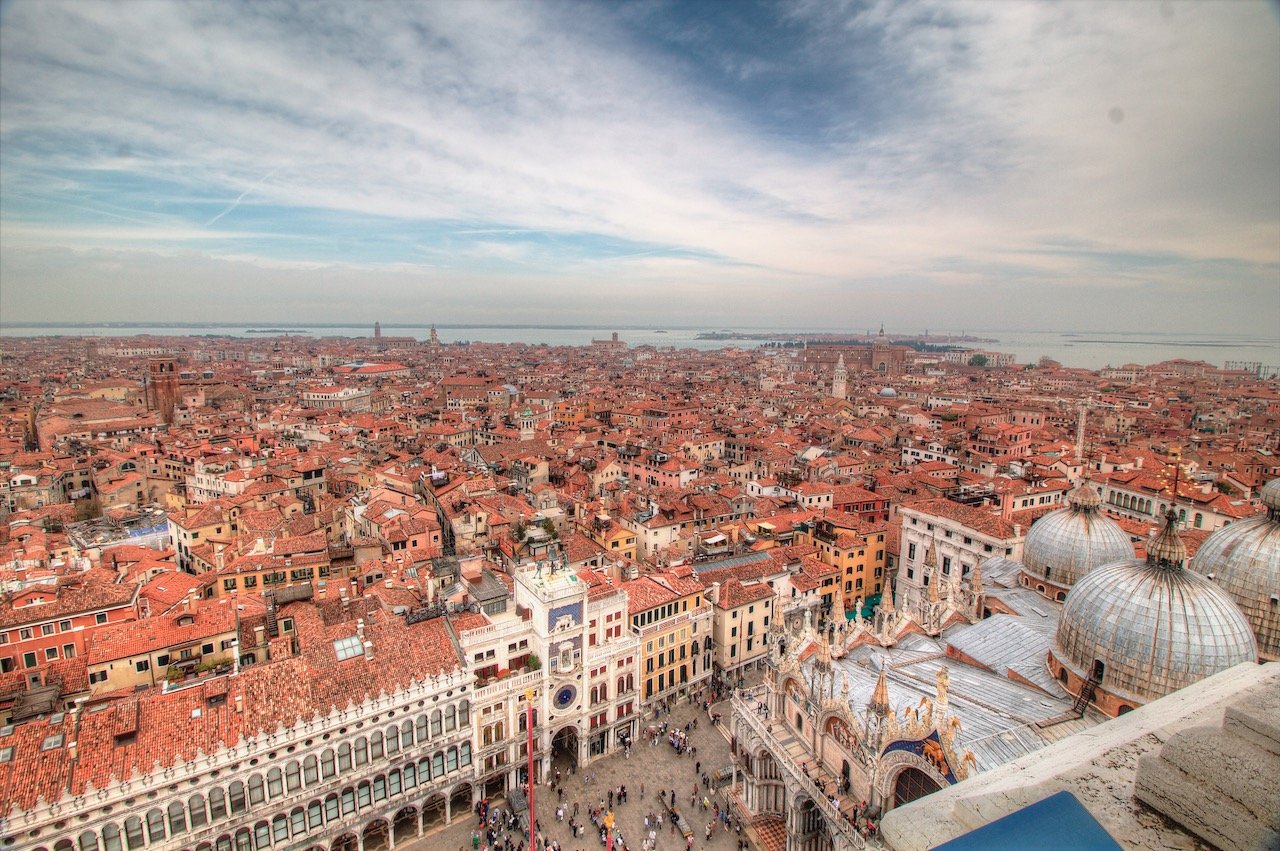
363,819,390,851
892,767,942,808
331,834,359,851
423,794,447,829
450,783,473,821
393,806,419,843
552,725,579,769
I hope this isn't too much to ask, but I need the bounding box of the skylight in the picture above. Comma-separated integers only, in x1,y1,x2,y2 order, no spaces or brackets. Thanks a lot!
333,635,363,661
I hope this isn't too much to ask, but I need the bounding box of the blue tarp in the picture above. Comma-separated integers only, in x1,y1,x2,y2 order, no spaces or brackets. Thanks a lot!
932,791,1122,851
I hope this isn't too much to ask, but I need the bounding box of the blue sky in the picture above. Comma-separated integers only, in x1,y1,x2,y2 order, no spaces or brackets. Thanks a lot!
1,0,1277,333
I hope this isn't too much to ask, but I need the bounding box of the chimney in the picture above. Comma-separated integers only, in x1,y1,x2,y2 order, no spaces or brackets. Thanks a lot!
1013,523,1022,538
234,694,243,714
708,582,721,605
253,624,265,648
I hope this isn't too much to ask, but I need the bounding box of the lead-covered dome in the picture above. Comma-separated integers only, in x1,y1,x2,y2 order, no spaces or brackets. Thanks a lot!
1023,479,1133,588
1189,477,1280,659
1052,512,1257,706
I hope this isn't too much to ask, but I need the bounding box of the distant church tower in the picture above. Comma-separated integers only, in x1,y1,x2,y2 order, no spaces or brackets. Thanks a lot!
832,353,847,400
145,358,180,425
429,325,440,347
373,321,382,339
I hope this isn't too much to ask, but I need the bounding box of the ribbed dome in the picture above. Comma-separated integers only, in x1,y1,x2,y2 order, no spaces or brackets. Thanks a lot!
1189,477,1280,658
1023,481,1133,588
1053,513,1257,704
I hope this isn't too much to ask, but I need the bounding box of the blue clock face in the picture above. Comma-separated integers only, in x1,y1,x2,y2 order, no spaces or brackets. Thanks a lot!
554,685,577,709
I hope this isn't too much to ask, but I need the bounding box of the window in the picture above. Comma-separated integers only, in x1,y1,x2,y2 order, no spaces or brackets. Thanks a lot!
248,774,265,804
167,801,186,835
124,816,145,850
23,651,37,669
19,628,33,640
209,788,228,820
96,613,108,625
135,659,150,673
267,767,283,798
188,794,208,829
41,623,54,636
45,647,58,661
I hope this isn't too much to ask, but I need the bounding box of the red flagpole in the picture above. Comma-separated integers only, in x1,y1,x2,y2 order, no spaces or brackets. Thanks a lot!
526,689,536,851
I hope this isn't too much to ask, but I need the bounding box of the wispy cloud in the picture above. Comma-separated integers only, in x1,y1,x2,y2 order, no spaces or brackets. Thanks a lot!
0,0,1276,333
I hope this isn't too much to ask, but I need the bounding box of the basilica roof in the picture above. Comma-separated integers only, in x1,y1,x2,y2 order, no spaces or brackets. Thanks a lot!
1052,513,1257,705
1189,477,1280,658
1022,480,1133,588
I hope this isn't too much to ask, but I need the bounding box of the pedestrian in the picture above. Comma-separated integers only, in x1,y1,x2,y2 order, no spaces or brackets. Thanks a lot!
695,761,701,775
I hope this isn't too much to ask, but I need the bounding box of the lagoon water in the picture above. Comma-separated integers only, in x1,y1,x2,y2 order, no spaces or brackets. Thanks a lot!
1,324,1276,372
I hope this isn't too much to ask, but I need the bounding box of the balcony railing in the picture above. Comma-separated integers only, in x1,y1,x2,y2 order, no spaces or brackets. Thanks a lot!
731,694,865,850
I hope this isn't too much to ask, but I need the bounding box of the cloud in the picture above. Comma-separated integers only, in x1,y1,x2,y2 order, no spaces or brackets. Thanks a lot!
0,0,1276,334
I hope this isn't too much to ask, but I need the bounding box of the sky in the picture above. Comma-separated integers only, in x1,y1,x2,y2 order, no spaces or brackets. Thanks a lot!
1,0,1278,333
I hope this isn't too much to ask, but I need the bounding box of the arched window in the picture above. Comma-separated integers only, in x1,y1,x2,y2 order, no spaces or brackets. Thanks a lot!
308,800,324,829
229,781,247,814
248,773,265,805
432,752,445,777
389,768,402,795
370,731,384,760
285,761,302,792
402,719,414,747
416,713,429,742
289,807,305,837
189,794,208,829
338,742,353,771
253,820,270,848
431,710,443,737
322,748,337,778
386,724,400,755
217,835,231,851
459,700,470,724
209,787,228,820
168,800,187,834
446,747,459,772
460,742,472,766
1194,513,1203,528
357,780,372,808
373,774,387,801
303,754,319,785
101,824,122,851
341,788,356,815
354,737,369,766
56,841,74,851
267,766,284,798
234,828,251,851
444,705,457,732
404,761,418,788
272,814,288,842
325,793,341,821
145,808,166,843
124,816,145,850
79,832,100,851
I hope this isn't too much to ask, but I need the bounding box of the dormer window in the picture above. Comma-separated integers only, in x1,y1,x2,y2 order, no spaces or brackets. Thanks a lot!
178,615,194,627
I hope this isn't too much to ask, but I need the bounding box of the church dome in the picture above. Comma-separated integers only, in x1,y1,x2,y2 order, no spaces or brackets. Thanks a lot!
1188,477,1280,659
878,387,897,398
1023,480,1133,588
1052,512,1257,706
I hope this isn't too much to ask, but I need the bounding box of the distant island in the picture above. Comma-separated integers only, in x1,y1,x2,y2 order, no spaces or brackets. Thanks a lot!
246,329,306,334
